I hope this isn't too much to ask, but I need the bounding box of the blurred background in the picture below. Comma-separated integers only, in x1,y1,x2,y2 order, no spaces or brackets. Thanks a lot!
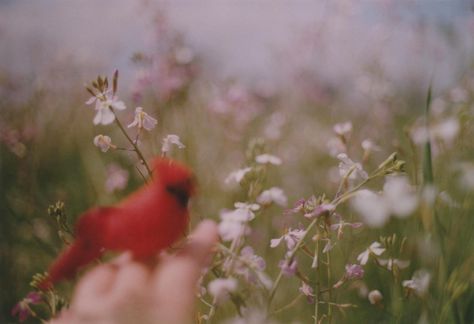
1,0,474,323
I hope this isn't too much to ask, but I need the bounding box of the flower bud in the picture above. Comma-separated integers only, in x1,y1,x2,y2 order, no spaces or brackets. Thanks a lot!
368,289,383,305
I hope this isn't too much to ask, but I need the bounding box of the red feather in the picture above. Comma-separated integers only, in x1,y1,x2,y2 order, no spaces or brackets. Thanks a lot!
41,158,195,288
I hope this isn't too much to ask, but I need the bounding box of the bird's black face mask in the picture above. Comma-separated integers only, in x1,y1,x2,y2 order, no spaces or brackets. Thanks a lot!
166,183,191,207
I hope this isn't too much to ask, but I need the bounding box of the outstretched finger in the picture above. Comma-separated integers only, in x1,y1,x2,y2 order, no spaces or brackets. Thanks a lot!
151,220,218,323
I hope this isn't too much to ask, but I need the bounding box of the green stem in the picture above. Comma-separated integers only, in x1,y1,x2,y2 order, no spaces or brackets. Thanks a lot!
272,294,303,314
205,296,218,324
331,177,371,206
314,238,320,324
325,226,332,323
111,108,152,177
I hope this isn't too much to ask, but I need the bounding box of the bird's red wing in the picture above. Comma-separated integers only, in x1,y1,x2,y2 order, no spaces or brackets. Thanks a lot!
75,206,117,242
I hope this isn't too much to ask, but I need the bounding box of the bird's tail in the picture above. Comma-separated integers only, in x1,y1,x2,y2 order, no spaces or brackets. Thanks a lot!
39,207,113,289
39,238,103,289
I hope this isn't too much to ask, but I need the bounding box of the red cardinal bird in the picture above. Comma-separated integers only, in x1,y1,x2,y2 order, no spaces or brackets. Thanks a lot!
41,158,195,288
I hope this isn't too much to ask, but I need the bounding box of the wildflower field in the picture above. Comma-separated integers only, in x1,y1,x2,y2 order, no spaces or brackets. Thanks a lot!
1,1,474,323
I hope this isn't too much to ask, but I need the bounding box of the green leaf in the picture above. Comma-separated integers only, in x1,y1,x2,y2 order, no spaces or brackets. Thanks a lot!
423,84,434,185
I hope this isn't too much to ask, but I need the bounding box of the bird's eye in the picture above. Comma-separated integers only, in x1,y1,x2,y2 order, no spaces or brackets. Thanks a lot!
166,184,189,207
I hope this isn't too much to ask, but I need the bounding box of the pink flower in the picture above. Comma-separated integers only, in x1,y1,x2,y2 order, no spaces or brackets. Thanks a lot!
330,215,363,239
230,246,271,288
239,246,266,272
304,203,336,219
278,259,298,276
345,264,364,280
299,282,314,303
11,292,42,322
284,198,306,215
105,164,129,193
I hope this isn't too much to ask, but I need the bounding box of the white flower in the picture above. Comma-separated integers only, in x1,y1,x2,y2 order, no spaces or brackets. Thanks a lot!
127,107,157,131
85,93,101,107
256,187,288,207
456,162,474,190
208,278,238,304
361,139,380,152
337,153,368,180
402,270,431,297
368,290,383,304
357,242,385,265
270,228,306,251
378,258,410,271
255,154,282,165
93,135,114,152
333,121,352,136
225,167,252,184
224,308,273,324
217,203,259,242
102,94,126,111
438,191,461,208
351,176,418,227
263,111,285,140
434,118,459,144
411,118,460,146
234,202,260,219
87,92,126,125
383,176,418,217
161,134,185,154
218,217,250,242
93,104,115,125
351,190,389,227
322,239,335,253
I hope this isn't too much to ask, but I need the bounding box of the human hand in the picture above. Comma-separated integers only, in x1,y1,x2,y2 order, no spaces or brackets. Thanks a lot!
49,220,218,324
